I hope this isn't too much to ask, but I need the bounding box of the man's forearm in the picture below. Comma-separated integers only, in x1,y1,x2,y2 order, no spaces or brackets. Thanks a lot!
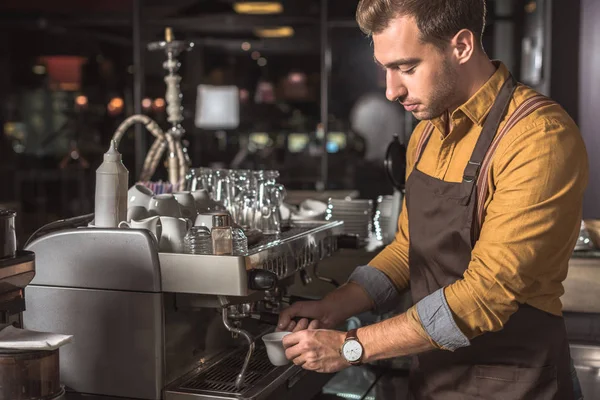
348,265,405,314
358,312,435,363
320,282,374,328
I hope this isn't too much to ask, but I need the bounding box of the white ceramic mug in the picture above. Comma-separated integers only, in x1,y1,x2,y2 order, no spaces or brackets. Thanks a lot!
173,191,198,219
127,206,149,222
128,184,154,208
262,332,292,366
119,216,162,243
159,216,192,253
148,194,182,218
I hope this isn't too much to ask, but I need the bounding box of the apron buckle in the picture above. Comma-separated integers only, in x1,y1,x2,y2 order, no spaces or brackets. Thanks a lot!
463,161,482,183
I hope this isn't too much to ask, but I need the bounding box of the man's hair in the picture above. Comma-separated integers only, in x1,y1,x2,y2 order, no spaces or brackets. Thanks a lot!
356,0,487,48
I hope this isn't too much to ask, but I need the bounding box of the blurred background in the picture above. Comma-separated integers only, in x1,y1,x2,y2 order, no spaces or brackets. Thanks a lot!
0,0,595,242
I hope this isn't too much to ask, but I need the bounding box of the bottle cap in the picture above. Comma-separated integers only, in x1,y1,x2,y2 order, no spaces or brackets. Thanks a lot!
103,140,122,162
212,213,231,227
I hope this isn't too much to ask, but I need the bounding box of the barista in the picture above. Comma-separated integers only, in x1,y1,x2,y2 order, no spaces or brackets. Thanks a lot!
277,0,588,398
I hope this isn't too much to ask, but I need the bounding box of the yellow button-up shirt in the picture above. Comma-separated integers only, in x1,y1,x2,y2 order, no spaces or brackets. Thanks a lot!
368,62,589,342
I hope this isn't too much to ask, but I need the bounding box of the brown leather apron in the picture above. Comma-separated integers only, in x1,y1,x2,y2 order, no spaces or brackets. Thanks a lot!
406,76,574,399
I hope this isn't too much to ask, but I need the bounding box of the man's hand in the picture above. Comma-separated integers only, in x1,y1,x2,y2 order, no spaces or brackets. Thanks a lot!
277,300,333,332
282,329,348,373
277,283,375,333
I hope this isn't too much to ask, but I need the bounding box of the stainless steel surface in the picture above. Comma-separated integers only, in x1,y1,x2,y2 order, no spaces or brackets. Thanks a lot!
165,341,310,400
0,209,16,259
164,294,240,388
23,286,164,400
562,257,600,313
25,228,161,292
160,221,343,296
570,343,600,399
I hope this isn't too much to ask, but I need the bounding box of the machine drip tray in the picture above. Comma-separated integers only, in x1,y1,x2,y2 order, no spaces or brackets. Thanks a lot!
180,345,274,394
165,343,305,400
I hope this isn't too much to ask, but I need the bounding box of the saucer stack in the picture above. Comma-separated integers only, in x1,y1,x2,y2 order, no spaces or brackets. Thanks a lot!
326,198,373,240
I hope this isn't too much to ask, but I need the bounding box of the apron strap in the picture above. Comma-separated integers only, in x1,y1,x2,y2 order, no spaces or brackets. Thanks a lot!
462,76,518,184
473,94,557,239
414,76,516,185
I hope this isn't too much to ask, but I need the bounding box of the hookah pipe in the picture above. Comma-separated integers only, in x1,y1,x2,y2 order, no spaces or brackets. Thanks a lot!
111,27,194,186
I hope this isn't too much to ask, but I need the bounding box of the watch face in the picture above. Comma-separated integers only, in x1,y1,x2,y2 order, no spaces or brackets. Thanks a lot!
342,340,363,362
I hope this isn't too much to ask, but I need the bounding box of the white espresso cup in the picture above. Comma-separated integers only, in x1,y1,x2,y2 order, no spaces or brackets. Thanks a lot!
173,191,198,219
148,194,182,218
262,331,292,366
194,211,233,229
127,206,149,222
128,184,154,208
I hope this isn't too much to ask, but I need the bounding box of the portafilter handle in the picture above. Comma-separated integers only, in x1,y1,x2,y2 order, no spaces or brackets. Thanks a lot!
249,312,304,326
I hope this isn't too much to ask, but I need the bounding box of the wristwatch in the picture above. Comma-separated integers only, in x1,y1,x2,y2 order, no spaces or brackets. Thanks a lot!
340,329,364,366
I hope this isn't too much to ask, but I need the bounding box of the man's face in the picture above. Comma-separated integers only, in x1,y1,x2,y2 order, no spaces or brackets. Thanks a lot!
373,15,459,120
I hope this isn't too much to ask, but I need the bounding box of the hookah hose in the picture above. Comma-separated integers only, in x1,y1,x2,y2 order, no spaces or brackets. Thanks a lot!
110,114,188,186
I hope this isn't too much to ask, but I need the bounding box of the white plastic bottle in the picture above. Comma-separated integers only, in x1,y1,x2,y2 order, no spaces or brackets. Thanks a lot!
94,140,128,227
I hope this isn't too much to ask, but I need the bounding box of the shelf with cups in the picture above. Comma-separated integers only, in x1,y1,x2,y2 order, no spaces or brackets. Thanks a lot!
125,168,292,255
122,168,345,297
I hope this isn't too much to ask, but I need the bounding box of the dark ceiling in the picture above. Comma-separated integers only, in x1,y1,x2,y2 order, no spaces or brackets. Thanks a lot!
0,0,360,55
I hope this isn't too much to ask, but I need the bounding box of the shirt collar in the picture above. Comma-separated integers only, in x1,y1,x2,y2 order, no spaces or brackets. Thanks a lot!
459,60,510,126
429,60,510,135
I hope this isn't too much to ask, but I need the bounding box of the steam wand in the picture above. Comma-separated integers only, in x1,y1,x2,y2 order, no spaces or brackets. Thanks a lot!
219,296,255,390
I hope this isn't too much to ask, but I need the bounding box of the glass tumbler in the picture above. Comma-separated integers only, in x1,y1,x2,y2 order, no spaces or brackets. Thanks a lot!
183,226,213,255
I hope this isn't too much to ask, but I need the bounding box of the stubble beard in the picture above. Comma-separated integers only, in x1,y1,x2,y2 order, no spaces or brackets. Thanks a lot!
412,59,459,121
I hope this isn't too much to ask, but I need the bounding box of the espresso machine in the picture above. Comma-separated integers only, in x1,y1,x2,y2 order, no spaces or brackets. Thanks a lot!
23,216,343,400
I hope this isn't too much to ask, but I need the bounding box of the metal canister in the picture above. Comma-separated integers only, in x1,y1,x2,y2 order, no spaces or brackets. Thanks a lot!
0,210,16,259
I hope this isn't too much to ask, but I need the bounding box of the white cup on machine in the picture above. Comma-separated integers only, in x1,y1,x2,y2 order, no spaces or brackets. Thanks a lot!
127,184,154,208
148,194,182,218
173,192,198,219
127,206,149,222
194,211,233,229
119,216,162,243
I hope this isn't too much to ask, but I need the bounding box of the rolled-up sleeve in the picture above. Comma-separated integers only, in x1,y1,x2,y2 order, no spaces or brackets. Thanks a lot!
348,265,402,314
434,116,588,341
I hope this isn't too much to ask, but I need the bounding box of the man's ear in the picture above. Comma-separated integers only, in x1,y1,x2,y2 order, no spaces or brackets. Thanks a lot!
451,29,476,65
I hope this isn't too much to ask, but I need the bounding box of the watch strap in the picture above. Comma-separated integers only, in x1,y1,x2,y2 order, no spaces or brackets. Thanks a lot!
346,328,359,341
